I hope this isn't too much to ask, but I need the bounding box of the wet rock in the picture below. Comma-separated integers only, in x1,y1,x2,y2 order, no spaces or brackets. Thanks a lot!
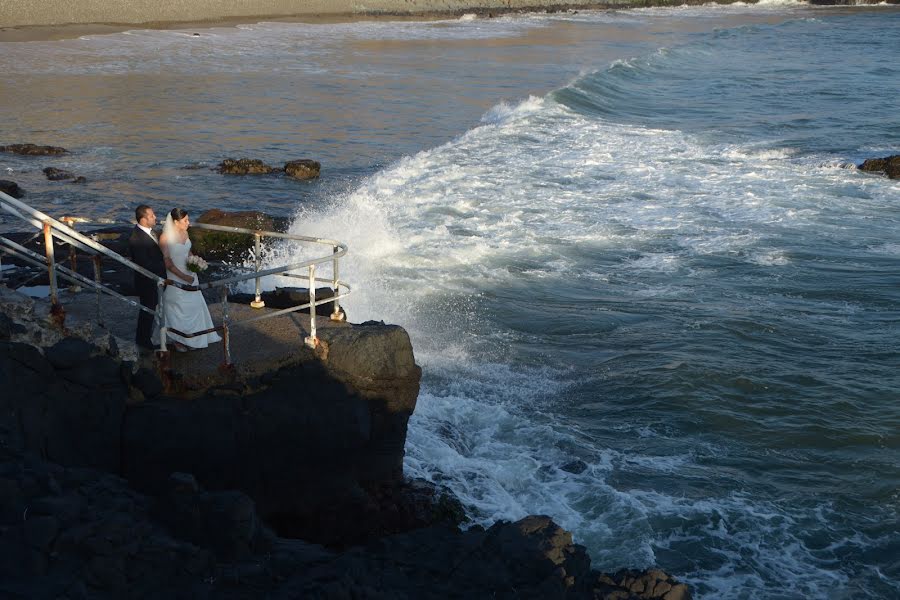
284,159,321,180
190,208,287,260
42,167,76,181
0,143,68,156
73,176,87,184
0,180,24,198
858,154,900,179
217,157,275,175
593,568,692,600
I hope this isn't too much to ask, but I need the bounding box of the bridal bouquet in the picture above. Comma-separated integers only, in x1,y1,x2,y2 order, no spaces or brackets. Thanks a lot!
186,255,209,273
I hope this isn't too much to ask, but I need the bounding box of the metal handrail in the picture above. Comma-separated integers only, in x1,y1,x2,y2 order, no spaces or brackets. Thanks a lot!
0,191,350,364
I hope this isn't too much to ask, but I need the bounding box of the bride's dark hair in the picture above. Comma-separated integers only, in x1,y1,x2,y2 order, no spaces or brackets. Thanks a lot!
170,207,189,221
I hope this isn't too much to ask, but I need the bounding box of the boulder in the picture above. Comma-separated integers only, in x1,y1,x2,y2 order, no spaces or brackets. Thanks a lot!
0,143,68,156
0,180,24,198
284,159,321,180
190,208,283,260
217,158,275,175
42,167,76,181
858,154,900,179
156,472,274,561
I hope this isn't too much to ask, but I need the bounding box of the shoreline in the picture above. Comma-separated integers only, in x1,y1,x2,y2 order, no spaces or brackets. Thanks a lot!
1,0,886,43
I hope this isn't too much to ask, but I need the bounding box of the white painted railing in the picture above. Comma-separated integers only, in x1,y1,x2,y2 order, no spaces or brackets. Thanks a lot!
0,191,350,366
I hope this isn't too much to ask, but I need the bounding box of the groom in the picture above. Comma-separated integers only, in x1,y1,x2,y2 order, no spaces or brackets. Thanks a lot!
128,205,166,349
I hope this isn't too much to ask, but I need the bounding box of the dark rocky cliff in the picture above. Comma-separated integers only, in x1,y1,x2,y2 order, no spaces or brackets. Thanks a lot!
0,285,691,598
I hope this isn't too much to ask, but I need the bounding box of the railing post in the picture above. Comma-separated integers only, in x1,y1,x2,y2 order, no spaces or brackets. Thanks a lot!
305,264,317,348
63,217,81,292
157,282,168,353
330,245,344,322
43,221,65,327
92,255,103,325
221,287,232,366
250,233,265,309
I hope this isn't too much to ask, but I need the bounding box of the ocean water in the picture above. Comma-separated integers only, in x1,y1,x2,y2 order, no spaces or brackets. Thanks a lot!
2,4,899,598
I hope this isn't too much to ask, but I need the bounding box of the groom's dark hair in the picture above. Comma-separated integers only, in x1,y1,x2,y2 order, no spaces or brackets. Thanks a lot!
135,204,152,223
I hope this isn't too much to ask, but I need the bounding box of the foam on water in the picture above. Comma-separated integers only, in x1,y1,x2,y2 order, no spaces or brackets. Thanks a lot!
271,54,899,593
4,7,898,599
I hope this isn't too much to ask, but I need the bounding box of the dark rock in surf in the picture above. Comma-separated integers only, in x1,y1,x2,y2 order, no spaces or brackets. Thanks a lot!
593,568,692,600
216,158,276,175
0,180,24,198
0,143,68,156
42,167,76,181
858,155,900,179
284,159,321,180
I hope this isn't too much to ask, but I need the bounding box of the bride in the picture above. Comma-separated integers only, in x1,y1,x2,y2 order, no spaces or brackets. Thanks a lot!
154,208,222,350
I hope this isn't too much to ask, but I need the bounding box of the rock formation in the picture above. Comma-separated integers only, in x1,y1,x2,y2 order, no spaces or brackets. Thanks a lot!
284,158,321,180
858,154,900,179
0,222,694,597
216,157,276,175
0,143,68,155
42,167,85,183
0,180,24,198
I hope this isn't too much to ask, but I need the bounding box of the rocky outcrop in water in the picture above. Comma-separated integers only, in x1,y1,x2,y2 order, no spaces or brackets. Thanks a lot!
858,155,900,179
189,208,289,260
284,158,321,180
0,143,68,155
0,180,24,198
216,157,276,175
42,167,86,183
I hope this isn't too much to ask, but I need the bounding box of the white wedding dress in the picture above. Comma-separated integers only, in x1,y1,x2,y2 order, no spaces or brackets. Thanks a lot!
155,237,222,349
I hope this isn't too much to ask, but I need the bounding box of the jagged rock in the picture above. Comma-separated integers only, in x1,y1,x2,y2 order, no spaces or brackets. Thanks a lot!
0,312,27,340
0,286,35,319
42,167,76,181
190,208,286,260
0,180,24,198
44,337,96,369
273,478,467,548
0,143,68,156
593,568,692,599
858,154,900,179
156,472,274,560
217,157,275,175
0,292,694,599
284,159,321,180
0,340,126,471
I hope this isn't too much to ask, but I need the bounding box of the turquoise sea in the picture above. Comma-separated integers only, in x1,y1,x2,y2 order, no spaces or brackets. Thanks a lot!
1,4,898,598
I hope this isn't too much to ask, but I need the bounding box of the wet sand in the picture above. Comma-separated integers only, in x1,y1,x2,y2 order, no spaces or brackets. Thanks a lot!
0,0,721,42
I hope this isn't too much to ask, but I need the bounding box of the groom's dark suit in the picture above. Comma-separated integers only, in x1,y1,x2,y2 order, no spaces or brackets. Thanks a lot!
128,225,166,348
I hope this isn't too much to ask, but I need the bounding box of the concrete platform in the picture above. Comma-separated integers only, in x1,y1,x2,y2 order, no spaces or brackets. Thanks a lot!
55,288,349,394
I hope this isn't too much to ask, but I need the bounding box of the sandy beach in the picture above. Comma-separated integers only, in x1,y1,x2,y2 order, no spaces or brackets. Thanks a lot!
0,0,753,42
